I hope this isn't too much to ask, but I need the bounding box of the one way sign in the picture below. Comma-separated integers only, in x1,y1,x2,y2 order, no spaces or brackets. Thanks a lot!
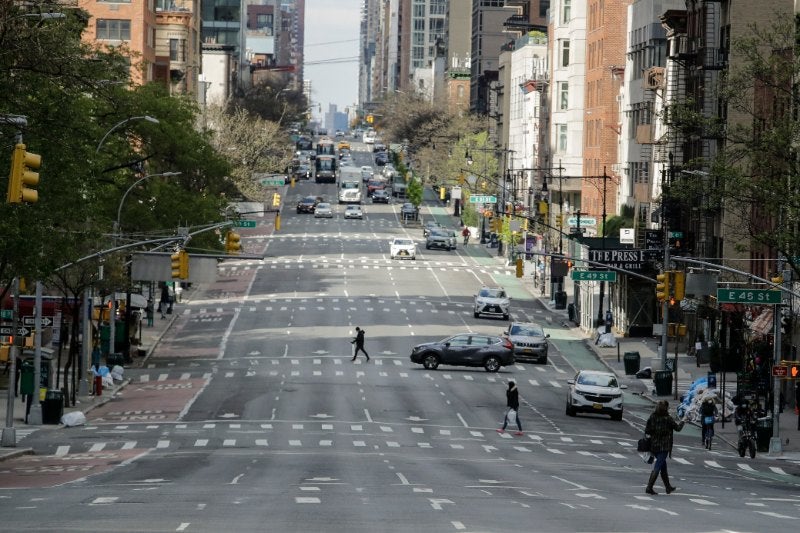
23,316,53,327
0,326,30,336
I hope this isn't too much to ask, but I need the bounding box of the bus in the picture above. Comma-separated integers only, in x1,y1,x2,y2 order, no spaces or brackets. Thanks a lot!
316,138,336,157
315,155,337,183
338,168,362,204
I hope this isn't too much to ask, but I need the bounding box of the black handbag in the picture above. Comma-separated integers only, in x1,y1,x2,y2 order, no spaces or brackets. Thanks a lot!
637,436,652,453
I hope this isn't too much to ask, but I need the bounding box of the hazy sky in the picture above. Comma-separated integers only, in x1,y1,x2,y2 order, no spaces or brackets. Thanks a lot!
304,0,361,119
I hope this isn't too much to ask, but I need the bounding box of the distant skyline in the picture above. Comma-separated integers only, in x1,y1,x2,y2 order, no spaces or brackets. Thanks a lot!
304,0,361,120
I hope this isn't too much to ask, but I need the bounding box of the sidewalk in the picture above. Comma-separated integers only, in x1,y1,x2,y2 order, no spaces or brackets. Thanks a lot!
425,191,800,460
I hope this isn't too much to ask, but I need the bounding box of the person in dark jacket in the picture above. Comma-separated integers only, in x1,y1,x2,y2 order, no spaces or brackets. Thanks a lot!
644,400,684,495
498,381,523,435
351,326,370,362
699,397,718,448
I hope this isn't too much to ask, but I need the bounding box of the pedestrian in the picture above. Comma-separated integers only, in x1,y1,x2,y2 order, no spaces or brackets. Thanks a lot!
351,326,370,362
159,284,169,319
644,400,684,495
145,298,154,327
497,380,523,435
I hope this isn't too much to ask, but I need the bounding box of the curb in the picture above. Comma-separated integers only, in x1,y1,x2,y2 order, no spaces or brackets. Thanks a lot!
78,378,132,415
0,447,34,463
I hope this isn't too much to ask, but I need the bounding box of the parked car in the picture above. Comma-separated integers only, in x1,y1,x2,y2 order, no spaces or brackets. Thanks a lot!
422,221,442,237
400,202,418,221
409,333,514,372
566,370,627,421
297,195,323,214
389,237,416,260
344,205,363,219
425,229,457,251
371,189,390,203
314,202,333,218
473,286,511,320
504,322,550,363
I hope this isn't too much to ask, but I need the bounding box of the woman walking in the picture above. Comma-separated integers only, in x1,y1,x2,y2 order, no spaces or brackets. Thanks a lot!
644,400,684,495
497,381,523,436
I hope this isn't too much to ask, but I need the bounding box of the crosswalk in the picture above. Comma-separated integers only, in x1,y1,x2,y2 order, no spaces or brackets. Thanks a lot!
133,362,561,386
217,257,515,276
37,421,798,477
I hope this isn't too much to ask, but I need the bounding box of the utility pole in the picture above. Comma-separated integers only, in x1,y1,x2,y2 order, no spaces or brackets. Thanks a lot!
597,167,609,327
661,155,673,366
1,278,21,447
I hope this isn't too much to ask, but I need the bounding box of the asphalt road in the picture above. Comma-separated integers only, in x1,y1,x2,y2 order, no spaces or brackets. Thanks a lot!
1,144,799,532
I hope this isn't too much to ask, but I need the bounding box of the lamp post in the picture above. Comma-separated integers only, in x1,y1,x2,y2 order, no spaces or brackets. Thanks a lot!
96,115,160,154
115,171,182,238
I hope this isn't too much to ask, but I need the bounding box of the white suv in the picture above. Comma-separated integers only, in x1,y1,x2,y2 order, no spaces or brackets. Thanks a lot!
473,286,511,320
389,237,416,260
566,370,627,421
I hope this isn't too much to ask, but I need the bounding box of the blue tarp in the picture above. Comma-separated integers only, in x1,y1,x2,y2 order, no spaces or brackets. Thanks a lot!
677,377,709,418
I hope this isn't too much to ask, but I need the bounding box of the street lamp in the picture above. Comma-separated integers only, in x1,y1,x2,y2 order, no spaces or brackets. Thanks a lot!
96,115,160,154
115,171,182,237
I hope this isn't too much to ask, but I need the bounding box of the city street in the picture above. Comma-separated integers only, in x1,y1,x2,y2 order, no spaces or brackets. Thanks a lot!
1,147,799,532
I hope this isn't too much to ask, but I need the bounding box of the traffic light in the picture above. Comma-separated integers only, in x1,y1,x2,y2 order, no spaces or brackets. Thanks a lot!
225,231,241,254
672,271,685,301
171,250,188,280
440,187,446,200
7,143,41,204
555,214,562,228
789,363,799,379
656,271,671,302
272,193,281,207
366,114,374,124
515,258,523,278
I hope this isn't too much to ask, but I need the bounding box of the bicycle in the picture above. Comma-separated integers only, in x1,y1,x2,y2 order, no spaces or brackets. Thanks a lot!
463,234,470,245
702,416,715,449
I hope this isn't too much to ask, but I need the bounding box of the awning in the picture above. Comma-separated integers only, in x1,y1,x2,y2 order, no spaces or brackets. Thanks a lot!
93,293,148,309
749,309,774,336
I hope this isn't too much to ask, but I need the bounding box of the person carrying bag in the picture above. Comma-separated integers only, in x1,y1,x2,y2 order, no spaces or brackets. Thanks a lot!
497,381,523,436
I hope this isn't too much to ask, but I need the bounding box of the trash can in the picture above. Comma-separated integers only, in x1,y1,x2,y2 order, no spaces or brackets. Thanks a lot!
755,418,773,453
623,352,641,375
567,303,576,322
489,233,499,248
654,370,672,396
42,389,64,425
554,291,567,310
19,360,35,396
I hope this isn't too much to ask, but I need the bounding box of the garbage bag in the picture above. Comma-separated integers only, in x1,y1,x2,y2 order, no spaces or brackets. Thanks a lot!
102,375,114,388
61,411,86,427
92,365,110,377
596,332,617,347
110,365,124,381
635,367,652,379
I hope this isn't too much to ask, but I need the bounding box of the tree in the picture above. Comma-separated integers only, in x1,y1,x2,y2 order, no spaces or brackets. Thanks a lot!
232,80,309,126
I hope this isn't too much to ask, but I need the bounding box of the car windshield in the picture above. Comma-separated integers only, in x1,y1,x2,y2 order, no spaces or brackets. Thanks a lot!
347,206,360,211
302,197,315,204
509,324,544,337
479,288,505,298
393,239,413,246
317,203,330,209
577,373,618,387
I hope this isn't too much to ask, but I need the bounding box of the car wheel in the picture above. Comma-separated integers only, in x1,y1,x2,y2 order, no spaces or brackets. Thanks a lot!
611,410,623,421
422,354,439,370
484,356,501,372
411,256,416,260
539,356,548,365
566,404,576,417
426,244,431,250
503,314,510,320
473,311,480,318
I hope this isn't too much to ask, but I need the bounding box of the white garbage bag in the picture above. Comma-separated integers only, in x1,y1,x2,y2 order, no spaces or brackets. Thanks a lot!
596,332,617,347
61,411,86,427
102,375,114,388
110,365,124,381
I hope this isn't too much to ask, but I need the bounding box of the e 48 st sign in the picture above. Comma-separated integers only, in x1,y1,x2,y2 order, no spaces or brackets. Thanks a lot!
716,289,781,304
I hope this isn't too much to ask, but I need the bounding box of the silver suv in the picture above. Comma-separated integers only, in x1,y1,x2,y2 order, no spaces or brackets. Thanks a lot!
426,229,456,251
473,286,511,320
504,322,549,363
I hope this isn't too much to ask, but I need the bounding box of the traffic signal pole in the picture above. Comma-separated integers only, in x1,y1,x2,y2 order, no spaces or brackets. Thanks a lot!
1,278,21,447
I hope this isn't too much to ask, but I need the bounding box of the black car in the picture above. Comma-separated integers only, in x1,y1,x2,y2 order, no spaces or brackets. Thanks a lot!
375,152,389,166
293,164,311,180
371,189,390,203
297,195,323,214
400,202,418,221
410,334,514,372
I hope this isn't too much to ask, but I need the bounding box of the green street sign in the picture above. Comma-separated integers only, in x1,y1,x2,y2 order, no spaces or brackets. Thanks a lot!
234,220,257,228
668,231,684,238
469,195,497,204
1,310,12,319
717,289,781,304
571,270,617,282
259,177,286,186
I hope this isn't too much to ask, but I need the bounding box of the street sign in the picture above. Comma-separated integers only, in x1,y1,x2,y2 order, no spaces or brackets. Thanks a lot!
572,270,617,282
22,316,52,327
233,219,257,228
469,195,497,204
669,231,684,239
0,326,30,336
567,216,597,226
772,365,788,378
716,289,781,304
259,177,286,187
0,310,11,320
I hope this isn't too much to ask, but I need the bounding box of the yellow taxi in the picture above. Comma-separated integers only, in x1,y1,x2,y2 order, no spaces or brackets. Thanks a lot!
337,140,351,151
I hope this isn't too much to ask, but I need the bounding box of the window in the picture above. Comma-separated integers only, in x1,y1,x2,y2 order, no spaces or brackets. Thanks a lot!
558,82,569,110
560,40,570,67
97,19,131,41
557,124,568,153
169,39,179,61
562,0,571,24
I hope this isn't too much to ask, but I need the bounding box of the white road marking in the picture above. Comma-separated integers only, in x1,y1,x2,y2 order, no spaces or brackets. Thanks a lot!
737,463,755,471
754,511,795,519
89,443,106,452
255,439,268,446
230,474,244,485
704,460,722,468
412,427,424,434
55,446,69,456
549,380,562,388
387,441,400,448
158,374,168,381
769,466,788,475
689,498,717,506
528,379,540,386
353,441,366,447
351,425,363,431
547,448,565,454
289,440,301,446
295,497,321,503
672,457,692,465
91,497,118,505
194,439,208,447
156,440,170,449
176,523,190,531
222,439,236,447
319,440,332,446
451,522,466,530
457,413,469,427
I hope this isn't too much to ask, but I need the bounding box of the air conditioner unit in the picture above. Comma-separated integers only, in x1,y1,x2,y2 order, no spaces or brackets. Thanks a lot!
611,164,621,173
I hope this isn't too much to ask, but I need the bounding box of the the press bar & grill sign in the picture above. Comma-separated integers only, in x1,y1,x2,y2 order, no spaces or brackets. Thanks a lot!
588,249,656,272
